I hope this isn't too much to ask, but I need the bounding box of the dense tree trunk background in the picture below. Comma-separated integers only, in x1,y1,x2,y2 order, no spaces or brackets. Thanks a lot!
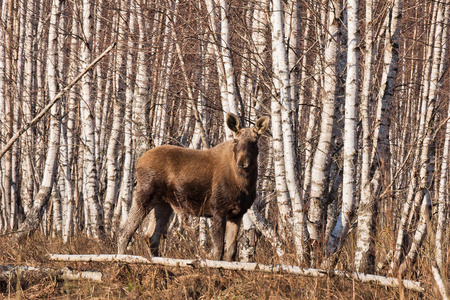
1,0,450,281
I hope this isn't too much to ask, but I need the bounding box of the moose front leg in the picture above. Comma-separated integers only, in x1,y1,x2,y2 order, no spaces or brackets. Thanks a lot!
211,215,226,260
223,218,241,261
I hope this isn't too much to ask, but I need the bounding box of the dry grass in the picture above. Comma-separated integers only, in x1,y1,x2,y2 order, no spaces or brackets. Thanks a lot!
0,230,440,299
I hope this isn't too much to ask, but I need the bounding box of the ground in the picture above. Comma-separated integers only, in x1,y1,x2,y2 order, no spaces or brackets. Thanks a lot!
0,232,437,299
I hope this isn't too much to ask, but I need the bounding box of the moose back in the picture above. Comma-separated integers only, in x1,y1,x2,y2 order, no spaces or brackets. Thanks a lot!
117,113,270,261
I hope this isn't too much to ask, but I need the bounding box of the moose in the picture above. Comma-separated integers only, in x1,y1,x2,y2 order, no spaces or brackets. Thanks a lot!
117,113,270,261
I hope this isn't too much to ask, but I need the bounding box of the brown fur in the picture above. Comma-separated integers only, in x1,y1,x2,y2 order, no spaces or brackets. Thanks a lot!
117,113,270,261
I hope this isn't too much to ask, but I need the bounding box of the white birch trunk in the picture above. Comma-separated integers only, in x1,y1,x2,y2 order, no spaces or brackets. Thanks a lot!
423,0,448,272
219,0,240,118
271,0,305,260
398,191,431,276
104,98,124,233
284,0,301,137
104,7,125,233
20,0,37,218
437,103,450,272
16,0,62,238
118,2,135,221
247,202,285,258
327,0,359,256
302,54,320,197
94,0,105,176
432,262,450,300
134,3,151,160
355,0,376,273
204,0,232,137
307,0,339,257
1,0,13,231
391,0,440,273
152,0,177,147
61,2,80,242
80,0,102,238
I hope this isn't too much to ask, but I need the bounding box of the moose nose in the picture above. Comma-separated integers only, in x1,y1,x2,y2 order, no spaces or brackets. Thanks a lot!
239,162,249,169
237,157,250,169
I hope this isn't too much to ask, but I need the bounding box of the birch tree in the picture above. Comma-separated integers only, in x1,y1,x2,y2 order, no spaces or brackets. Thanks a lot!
16,0,62,239
105,8,126,231
327,0,359,257
61,1,80,242
355,0,376,273
0,0,12,232
271,0,305,260
437,99,450,271
20,0,37,218
119,0,135,222
80,0,102,238
307,0,340,264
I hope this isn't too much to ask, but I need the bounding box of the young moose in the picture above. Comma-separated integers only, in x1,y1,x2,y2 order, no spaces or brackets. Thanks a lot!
117,113,270,261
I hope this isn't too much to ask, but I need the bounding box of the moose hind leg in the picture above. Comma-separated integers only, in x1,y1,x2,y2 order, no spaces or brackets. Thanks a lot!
223,218,242,261
145,202,173,257
117,191,154,254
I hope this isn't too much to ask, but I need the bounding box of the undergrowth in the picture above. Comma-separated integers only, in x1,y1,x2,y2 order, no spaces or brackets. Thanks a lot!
0,230,439,299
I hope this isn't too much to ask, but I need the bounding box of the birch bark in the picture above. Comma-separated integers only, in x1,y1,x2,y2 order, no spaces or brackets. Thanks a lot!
219,0,240,119
270,0,292,239
53,0,67,236
80,0,102,238
0,0,13,232
105,9,125,232
327,0,359,256
398,191,431,276
134,2,151,160
204,0,236,138
152,0,177,147
20,0,36,218
436,1,450,271
119,0,135,221
16,0,62,239
404,0,448,273
307,0,339,262
61,2,80,242
271,0,306,260
355,0,376,273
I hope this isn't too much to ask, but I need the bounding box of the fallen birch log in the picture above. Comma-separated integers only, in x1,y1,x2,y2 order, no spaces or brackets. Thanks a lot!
49,254,425,292
0,265,103,282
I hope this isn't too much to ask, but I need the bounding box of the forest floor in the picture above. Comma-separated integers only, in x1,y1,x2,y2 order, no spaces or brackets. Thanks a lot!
0,232,438,299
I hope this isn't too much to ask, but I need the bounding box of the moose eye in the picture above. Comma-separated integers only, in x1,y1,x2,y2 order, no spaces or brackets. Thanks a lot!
233,139,238,144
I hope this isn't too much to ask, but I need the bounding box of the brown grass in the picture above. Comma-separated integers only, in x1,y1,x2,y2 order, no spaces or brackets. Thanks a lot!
0,230,439,299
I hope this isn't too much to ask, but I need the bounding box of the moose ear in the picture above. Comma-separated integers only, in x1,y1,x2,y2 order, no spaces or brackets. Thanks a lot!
254,116,270,135
226,112,241,134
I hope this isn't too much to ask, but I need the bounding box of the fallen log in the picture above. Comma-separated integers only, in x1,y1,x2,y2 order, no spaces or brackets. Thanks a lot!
49,254,425,292
0,265,103,282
